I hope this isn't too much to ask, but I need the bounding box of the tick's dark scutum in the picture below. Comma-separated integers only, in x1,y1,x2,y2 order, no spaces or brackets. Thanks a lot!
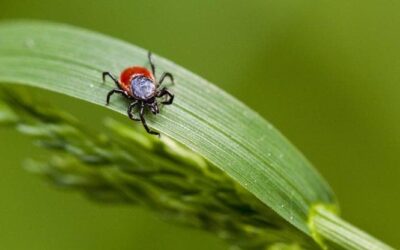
131,75,156,100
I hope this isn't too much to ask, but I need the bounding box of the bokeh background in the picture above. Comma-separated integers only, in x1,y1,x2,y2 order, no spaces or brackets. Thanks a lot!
1,1,399,249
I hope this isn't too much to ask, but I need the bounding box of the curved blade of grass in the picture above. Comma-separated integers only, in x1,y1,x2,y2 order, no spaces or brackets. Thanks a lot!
0,20,334,233
310,205,393,250
0,20,391,249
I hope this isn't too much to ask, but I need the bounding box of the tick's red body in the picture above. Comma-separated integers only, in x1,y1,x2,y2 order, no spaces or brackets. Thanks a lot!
102,52,174,136
119,66,155,96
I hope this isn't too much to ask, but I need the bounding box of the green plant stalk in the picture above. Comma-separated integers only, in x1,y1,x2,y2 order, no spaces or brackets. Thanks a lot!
0,91,317,250
0,21,394,249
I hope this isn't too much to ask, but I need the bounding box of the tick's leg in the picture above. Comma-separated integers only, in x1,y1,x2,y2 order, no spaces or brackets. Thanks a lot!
106,89,129,105
158,72,174,87
127,101,140,121
148,51,156,78
102,72,119,88
139,103,160,136
157,88,174,105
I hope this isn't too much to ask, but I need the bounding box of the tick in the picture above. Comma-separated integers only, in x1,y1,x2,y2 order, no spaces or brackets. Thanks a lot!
102,51,174,136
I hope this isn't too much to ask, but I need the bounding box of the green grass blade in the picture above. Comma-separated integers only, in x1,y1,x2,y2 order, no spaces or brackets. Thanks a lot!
0,20,335,233
310,206,394,250
0,20,391,249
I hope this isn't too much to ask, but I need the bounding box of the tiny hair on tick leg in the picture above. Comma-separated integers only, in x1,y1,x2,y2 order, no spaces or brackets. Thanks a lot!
102,51,175,136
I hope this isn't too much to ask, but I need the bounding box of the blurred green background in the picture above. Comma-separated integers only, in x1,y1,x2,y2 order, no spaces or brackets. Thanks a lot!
1,0,400,249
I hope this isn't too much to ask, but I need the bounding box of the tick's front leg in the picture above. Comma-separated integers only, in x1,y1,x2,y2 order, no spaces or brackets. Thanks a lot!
139,103,160,136
127,101,140,121
158,72,174,87
157,88,174,105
